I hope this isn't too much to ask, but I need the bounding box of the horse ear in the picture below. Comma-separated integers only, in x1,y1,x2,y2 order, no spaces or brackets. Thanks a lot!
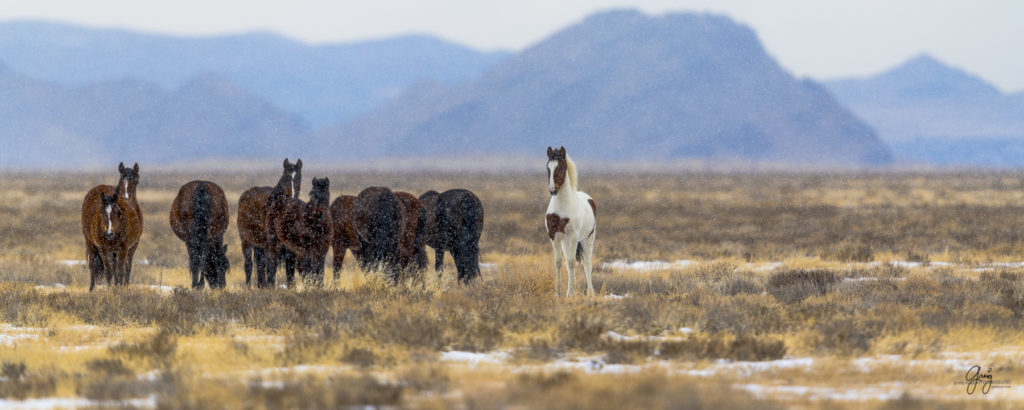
132,163,139,173
118,162,125,173
295,159,302,169
559,146,566,156
322,177,329,187
547,147,553,158
283,158,290,168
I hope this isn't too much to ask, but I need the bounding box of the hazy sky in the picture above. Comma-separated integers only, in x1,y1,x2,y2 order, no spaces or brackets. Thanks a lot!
2,0,1021,91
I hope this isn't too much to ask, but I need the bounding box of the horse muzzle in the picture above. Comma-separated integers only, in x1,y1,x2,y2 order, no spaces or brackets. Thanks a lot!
104,232,115,241
549,189,557,196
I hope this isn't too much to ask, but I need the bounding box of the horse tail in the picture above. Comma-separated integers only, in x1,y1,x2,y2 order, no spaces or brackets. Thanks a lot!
413,203,428,271
190,183,212,249
456,192,483,282
371,190,401,280
576,242,584,263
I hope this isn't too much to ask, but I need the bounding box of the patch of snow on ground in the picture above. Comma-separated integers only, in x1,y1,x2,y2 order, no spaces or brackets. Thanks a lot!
0,395,156,409
55,260,86,267
440,350,510,366
479,263,499,271
602,259,694,272
733,382,905,401
147,285,176,293
604,293,628,300
685,357,815,378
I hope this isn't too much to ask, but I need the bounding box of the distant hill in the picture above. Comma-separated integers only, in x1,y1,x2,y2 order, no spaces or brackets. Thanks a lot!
321,10,892,166
825,55,1024,166
0,21,510,126
0,64,307,167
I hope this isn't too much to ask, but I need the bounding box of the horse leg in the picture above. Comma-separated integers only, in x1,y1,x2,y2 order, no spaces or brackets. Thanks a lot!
188,243,203,289
242,243,253,288
264,238,279,289
582,235,596,296
100,251,115,287
125,243,138,285
561,240,577,297
434,249,445,280
254,247,266,289
332,247,345,284
86,244,102,291
284,249,296,289
115,250,130,287
551,240,563,297
317,254,325,287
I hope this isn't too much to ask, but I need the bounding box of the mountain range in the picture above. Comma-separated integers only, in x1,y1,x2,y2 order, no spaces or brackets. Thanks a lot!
825,55,1024,166
0,21,510,126
321,10,892,165
5,11,1023,168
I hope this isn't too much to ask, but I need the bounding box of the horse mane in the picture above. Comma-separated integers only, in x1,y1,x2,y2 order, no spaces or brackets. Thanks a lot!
565,155,578,192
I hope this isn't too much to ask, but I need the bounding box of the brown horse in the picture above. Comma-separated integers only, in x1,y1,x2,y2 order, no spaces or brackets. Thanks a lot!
170,180,230,289
267,176,332,287
419,189,484,284
330,194,361,282
81,162,143,291
394,191,427,279
237,159,301,288
353,187,402,283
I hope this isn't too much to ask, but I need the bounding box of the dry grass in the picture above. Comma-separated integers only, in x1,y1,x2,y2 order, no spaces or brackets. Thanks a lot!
2,170,1024,408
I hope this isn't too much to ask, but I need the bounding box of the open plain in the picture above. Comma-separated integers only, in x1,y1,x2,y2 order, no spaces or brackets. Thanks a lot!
1,169,1023,408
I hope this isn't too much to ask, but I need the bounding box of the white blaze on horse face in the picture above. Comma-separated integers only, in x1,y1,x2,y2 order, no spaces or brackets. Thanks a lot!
124,184,128,199
548,160,558,194
105,205,113,235
290,172,297,198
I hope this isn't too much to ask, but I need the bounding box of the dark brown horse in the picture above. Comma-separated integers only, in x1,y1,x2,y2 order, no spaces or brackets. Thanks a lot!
81,162,143,291
395,191,427,279
330,194,361,282
237,159,301,288
353,187,402,283
419,189,484,284
170,180,230,289
267,176,332,287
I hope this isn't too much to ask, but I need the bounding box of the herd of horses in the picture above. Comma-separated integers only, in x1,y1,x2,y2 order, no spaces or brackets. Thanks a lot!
81,146,596,296
80,159,486,291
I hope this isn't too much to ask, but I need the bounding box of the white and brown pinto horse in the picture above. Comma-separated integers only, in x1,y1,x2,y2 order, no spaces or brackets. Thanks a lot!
545,146,596,296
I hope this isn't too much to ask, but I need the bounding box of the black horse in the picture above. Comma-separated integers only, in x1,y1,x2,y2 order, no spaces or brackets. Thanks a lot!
169,180,230,289
419,189,484,283
353,187,402,283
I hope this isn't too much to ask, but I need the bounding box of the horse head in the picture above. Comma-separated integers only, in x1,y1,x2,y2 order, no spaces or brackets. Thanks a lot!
99,192,122,241
546,146,567,196
282,158,302,200
116,162,140,200
211,243,230,283
310,177,330,207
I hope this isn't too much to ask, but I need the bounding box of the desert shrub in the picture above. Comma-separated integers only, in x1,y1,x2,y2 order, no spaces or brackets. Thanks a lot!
602,339,655,364
699,294,783,334
557,308,607,351
0,361,58,399
767,270,838,304
245,374,403,409
821,240,873,262
277,324,340,366
513,337,561,363
656,333,786,362
109,329,177,368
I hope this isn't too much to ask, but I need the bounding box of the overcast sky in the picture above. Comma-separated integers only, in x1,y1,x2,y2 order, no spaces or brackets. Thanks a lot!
1,0,1021,91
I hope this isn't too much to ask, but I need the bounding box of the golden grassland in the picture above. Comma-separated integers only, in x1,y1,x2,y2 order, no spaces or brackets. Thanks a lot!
1,170,1024,408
